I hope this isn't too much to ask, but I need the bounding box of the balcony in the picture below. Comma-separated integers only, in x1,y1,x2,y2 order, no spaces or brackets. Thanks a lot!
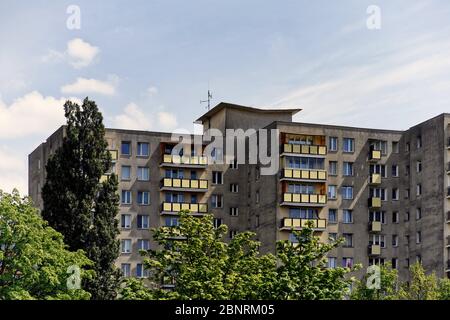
369,173,381,185
281,168,327,182
368,197,382,208
109,150,118,160
281,144,327,157
160,178,208,192
282,193,327,206
369,150,381,162
369,221,382,232
368,244,381,256
161,154,207,168
280,218,326,231
161,202,208,215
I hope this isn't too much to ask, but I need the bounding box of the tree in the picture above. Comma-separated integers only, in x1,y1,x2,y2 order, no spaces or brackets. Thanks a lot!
41,98,121,300
397,262,440,300
0,190,92,300
119,278,154,300
271,224,358,300
350,263,399,300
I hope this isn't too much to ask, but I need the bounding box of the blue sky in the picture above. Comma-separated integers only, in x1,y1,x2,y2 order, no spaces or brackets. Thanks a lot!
1,0,450,193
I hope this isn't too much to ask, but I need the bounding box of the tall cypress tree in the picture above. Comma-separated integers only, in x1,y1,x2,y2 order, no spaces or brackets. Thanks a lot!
42,97,121,300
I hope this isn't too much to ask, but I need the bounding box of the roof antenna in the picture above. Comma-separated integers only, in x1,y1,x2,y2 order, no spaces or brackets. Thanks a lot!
200,88,213,111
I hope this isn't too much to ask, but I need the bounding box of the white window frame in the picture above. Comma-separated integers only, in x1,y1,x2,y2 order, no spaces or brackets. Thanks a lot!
137,166,150,181
121,214,131,229
121,239,132,254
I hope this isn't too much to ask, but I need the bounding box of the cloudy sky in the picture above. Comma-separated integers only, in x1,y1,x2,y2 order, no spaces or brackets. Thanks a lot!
1,0,450,194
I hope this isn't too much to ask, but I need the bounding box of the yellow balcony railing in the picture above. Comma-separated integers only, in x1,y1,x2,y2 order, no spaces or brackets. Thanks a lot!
162,202,208,214
283,168,327,181
368,197,382,208
369,173,381,185
282,193,327,205
281,218,326,230
282,144,327,156
369,221,382,232
161,178,208,190
369,245,381,256
369,150,382,161
162,154,208,166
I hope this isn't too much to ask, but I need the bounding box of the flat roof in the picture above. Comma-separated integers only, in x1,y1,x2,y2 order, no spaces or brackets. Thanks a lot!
195,102,302,123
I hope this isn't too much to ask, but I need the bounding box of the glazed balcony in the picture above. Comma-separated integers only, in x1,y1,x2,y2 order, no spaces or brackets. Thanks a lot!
160,178,208,192
280,218,326,231
281,144,327,157
368,197,382,208
369,221,382,232
369,150,382,162
161,202,208,215
281,193,327,207
281,168,327,182
369,173,382,185
161,154,208,168
368,244,381,256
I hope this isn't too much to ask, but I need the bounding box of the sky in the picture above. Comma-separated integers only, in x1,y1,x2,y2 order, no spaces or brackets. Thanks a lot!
1,0,450,194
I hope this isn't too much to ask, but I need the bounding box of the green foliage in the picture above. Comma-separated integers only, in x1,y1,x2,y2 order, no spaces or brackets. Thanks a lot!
41,97,121,299
119,278,154,300
0,190,92,300
397,262,440,300
350,263,399,300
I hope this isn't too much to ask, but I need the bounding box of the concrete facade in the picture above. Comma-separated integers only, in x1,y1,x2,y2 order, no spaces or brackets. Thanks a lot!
28,102,450,280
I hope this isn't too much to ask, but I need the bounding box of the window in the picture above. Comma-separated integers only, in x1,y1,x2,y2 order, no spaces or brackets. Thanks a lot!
393,211,399,223
369,258,385,266
191,194,197,204
230,184,239,193
165,169,183,179
329,233,338,242
165,217,179,227
392,141,399,153
343,233,353,247
343,162,354,176
406,258,410,267
256,191,260,204
405,165,410,176
121,190,131,204
343,257,353,268
416,231,422,244
137,167,150,181
230,159,238,169
405,142,410,153
229,230,238,239
211,148,223,161
121,263,131,277
416,136,422,149
392,258,398,269
371,234,386,248
137,239,150,251
392,188,399,201
136,263,149,278
212,171,223,184
392,165,399,177
121,239,131,253
416,160,422,173
165,193,184,203
137,142,149,156
416,208,422,220
343,138,354,153
190,170,197,180
328,257,337,269
329,137,338,152
341,186,353,200
328,185,337,199
416,255,422,263
137,191,150,205
211,194,223,208
289,208,318,219
230,207,239,216
329,161,337,176
213,218,223,228
370,164,386,177
371,140,387,155
369,188,387,201
328,209,337,223
392,235,399,247
405,189,410,199
405,211,410,222
121,141,131,155
121,214,131,229
137,215,149,229
343,210,353,223
121,166,131,180
416,184,422,196
289,233,299,243
369,211,386,223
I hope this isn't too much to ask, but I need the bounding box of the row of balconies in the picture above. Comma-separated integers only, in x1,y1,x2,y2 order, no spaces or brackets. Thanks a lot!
282,193,327,206
161,178,208,191
161,202,208,214
282,168,327,181
162,154,208,167
282,144,327,156
280,218,327,230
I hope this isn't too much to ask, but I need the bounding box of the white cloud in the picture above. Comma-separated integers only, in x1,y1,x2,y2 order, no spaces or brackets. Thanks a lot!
146,86,158,96
0,146,27,194
157,111,178,130
41,38,99,69
0,91,67,139
61,76,118,96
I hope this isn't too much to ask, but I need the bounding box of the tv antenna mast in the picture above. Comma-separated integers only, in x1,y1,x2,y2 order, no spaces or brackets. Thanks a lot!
200,89,213,110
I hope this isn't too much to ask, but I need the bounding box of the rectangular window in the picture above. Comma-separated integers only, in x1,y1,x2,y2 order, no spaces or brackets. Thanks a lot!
165,169,184,179
343,210,353,223
230,184,239,193
121,239,131,253
392,165,399,177
120,214,131,229
137,191,150,205
328,257,337,269
121,141,131,155
343,233,353,247
328,209,337,223
137,167,150,181
416,184,422,196
328,185,337,199
343,138,354,153
213,218,223,228
190,170,197,180
343,162,354,176
370,164,386,177
343,257,353,268
392,211,399,223
392,235,399,247
416,208,422,220
212,194,223,208
229,230,238,239
121,190,132,204
230,159,238,169
165,217,179,227
136,263,149,278
329,233,338,242
137,215,149,229
229,207,239,216
329,137,338,152
211,148,223,161
392,258,398,269
416,160,422,173
212,171,223,184
121,165,131,181
369,188,387,201
416,136,422,149
137,142,149,156
416,231,422,244
256,191,260,204
341,186,353,200
369,211,386,223
405,142,410,152
392,188,399,200
370,234,386,248
392,141,399,153
405,212,410,222
137,239,150,251
329,161,337,176
405,189,410,199
121,263,131,277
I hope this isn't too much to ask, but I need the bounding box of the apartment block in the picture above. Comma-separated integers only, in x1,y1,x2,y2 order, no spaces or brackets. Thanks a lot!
29,102,450,281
